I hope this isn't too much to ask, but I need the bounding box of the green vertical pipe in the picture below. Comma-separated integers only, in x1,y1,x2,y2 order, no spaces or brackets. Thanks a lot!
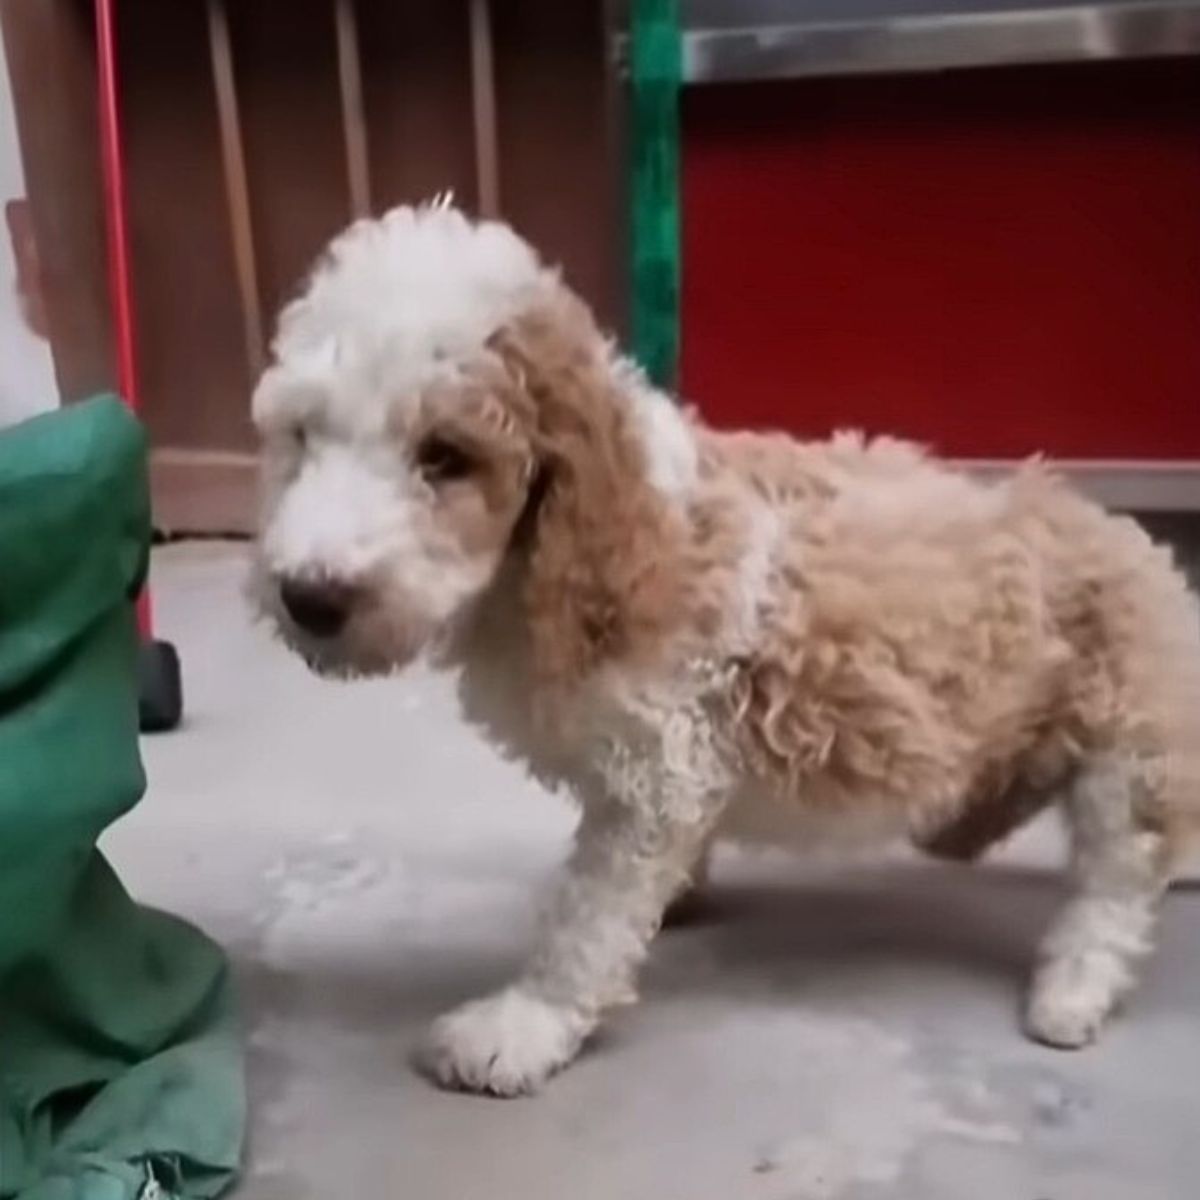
629,0,681,390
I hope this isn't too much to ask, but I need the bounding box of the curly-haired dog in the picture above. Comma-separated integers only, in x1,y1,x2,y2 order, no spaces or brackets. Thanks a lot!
251,200,1200,1096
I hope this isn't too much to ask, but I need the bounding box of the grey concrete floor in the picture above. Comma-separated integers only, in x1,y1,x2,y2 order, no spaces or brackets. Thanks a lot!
104,543,1200,1200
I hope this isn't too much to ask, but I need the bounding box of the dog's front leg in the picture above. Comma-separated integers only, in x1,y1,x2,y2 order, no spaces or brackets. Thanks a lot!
419,736,726,1097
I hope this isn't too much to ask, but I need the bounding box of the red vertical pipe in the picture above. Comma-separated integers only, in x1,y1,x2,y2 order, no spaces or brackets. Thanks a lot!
94,0,152,633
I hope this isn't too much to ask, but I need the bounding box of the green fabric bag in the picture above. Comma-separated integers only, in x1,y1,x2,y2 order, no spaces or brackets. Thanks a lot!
0,397,244,1200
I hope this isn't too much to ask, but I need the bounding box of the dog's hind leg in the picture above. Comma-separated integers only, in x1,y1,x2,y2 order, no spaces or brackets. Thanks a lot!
916,783,1054,863
1025,753,1171,1049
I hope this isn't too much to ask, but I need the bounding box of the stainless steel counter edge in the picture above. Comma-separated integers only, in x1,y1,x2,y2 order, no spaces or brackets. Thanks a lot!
639,3,1200,82
964,460,1200,511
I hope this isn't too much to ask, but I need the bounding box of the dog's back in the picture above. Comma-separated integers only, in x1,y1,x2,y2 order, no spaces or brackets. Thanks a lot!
699,429,1200,864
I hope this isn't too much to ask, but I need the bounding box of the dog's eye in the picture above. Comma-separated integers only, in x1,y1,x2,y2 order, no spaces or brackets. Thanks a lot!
416,437,475,484
290,423,308,453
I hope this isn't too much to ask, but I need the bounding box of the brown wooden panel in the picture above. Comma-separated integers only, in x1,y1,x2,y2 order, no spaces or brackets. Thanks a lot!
227,0,349,320
0,0,113,402
334,0,371,217
117,0,252,452
5,0,621,531
468,0,500,217
208,0,266,380
151,447,256,535
492,0,620,328
603,0,629,336
356,0,476,213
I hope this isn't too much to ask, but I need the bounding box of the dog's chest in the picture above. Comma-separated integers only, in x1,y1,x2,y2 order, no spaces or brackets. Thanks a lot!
455,647,571,792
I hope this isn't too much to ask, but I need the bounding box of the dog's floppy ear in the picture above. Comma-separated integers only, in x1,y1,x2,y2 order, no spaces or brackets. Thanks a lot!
487,291,691,696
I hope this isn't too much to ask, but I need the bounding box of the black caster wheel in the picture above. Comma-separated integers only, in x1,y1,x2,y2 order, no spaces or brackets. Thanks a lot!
138,638,183,733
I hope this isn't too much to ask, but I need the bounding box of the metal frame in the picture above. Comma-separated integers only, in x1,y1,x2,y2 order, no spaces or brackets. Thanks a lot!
964,461,1200,511
643,1,1200,510
680,1,1200,82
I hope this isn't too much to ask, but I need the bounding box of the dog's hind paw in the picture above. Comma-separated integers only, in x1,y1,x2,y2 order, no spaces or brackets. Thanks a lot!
415,987,590,1097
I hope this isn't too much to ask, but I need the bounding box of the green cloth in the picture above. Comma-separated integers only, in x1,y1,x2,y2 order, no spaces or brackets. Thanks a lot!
629,0,682,390
0,397,244,1200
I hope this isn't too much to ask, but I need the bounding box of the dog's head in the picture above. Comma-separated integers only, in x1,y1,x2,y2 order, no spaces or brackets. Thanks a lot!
251,200,697,680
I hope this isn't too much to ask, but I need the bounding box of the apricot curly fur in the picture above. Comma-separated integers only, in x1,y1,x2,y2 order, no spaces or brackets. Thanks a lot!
254,201,1200,1091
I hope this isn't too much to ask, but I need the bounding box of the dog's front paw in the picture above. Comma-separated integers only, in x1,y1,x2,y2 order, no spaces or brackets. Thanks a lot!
416,988,590,1097
1025,958,1118,1049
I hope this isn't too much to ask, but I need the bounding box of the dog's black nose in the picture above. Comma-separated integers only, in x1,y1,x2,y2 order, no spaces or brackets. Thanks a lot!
279,577,353,638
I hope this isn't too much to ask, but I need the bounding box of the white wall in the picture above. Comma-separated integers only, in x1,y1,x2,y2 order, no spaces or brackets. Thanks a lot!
0,46,56,429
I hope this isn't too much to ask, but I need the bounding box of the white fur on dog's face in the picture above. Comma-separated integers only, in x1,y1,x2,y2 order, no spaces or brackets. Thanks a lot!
251,202,545,675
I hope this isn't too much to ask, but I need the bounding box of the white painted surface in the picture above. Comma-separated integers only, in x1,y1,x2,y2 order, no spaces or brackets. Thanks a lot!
0,48,56,430
103,544,1200,1200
